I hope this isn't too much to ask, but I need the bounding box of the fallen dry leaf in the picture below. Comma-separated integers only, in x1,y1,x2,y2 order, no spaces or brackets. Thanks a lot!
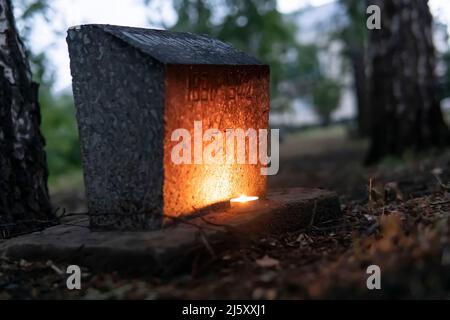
255,255,280,268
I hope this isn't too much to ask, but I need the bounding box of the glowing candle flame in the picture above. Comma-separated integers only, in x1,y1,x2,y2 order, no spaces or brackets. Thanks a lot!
230,195,259,203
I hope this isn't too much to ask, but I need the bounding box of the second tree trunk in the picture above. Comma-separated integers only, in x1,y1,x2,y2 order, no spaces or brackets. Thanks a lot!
366,0,449,163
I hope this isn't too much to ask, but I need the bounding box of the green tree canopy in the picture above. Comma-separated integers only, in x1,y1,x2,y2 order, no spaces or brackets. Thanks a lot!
312,76,341,126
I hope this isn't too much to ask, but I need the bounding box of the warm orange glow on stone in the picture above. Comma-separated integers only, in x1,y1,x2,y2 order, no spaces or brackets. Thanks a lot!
163,65,269,217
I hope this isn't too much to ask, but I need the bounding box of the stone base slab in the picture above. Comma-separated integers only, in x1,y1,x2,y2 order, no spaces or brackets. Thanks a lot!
0,188,341,276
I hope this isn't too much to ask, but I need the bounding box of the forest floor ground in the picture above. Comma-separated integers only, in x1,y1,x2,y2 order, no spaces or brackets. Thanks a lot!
1,125,450,299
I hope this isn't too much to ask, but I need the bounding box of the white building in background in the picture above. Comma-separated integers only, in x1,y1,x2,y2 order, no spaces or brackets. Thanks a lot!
270,1,356,127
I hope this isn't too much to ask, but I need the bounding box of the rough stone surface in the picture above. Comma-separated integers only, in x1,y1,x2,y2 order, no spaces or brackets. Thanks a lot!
67,25,270,230
68,26,166,230
100,25,263,65
0,188,341,276
164,64,269,216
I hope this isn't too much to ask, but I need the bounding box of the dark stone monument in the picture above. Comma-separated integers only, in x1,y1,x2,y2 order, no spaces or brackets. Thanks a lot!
67,25,270,231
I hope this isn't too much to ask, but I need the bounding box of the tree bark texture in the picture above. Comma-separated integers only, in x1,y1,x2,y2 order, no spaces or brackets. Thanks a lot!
0,0,53,232
366,0,450,163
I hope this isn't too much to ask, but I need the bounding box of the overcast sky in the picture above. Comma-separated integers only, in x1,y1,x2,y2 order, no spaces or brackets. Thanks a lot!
23,0,450,92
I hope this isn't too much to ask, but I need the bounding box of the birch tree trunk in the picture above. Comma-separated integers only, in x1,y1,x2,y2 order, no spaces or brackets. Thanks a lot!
366,0,450,163
0,0,53,235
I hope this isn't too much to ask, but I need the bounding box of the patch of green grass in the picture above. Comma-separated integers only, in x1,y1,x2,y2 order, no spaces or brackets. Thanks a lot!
48,169,84,194
296,123,348,140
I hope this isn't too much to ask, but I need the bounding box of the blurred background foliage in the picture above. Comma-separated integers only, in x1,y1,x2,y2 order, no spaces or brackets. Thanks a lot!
12,0,450,187
312,77,341,127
